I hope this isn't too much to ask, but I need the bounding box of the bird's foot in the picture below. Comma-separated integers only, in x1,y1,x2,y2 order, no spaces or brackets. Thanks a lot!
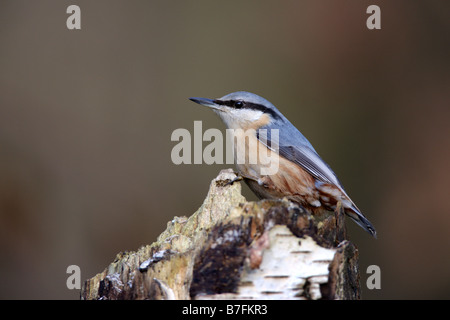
225,172,259,186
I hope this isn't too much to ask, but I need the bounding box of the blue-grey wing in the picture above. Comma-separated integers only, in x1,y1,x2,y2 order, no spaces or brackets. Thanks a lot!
257,122,377,237
256,123,343,188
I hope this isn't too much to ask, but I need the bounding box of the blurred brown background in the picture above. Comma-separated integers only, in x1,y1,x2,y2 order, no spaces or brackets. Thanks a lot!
0,0,449,299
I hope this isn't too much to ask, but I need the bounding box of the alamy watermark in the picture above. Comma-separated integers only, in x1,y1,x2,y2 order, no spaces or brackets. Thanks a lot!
171,121,280,175
66,265,81,290
65,263,381,291
65,5,380,31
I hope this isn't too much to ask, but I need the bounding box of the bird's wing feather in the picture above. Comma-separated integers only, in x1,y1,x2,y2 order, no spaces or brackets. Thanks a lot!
256,125,342,188
278,145,342,186
256,122,377,237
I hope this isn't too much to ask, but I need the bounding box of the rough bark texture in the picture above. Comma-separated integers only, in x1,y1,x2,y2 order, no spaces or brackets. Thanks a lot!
81,169,360,300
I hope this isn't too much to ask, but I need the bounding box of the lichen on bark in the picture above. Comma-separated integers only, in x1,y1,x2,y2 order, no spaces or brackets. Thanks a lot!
81,169,360,300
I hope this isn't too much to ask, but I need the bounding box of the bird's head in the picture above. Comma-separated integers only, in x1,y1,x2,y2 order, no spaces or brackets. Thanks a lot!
189,91,283,130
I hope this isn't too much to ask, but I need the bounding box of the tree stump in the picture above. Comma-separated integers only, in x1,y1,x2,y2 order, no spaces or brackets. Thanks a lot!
81,169,360,300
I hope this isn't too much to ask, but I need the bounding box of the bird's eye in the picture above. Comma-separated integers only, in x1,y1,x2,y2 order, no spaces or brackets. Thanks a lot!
234,100,244,108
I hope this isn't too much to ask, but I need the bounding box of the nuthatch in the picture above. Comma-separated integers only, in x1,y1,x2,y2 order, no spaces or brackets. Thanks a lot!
189,91,376,238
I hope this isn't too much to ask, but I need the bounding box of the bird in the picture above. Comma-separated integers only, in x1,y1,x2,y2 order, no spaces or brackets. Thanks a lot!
189,91,376,238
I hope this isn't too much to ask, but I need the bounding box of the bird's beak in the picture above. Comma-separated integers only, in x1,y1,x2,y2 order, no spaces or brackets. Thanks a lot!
189,97,222,111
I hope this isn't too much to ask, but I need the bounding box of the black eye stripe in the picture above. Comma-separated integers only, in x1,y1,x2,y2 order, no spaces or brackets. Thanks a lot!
213,99,281,120
213,99,235,107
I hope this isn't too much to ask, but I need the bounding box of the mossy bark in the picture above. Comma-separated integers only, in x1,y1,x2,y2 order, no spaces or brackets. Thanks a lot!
81,169,360,300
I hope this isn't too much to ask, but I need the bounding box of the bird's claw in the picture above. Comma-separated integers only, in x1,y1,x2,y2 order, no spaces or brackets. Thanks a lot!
225,174,244,186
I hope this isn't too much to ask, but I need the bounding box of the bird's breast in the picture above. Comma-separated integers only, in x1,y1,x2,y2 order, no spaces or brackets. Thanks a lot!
232,133,320,207
232,130,356,216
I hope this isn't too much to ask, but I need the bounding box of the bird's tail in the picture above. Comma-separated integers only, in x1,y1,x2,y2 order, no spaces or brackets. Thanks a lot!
315,181,377,238
345,205,377,238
